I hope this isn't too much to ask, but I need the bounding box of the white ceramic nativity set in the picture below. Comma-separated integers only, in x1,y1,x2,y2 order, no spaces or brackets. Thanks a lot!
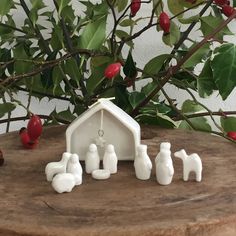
45,99,203,193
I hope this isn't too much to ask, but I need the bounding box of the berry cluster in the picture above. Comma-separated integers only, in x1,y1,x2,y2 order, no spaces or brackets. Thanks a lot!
214,0,236,17
19,114,43,149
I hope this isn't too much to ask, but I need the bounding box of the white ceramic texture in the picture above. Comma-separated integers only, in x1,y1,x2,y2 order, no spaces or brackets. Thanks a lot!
134,145,152,180
92,169,111,180
85,144,100,174
51,173,76,194
45,152,71,182
103,144,118,174
66,153,83,185
156,149,174,185
155,142,171,165
66,99,141,160
174,149,202,182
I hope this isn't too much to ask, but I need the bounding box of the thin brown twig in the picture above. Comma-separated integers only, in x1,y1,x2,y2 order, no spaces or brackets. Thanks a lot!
0,114,70,125
174,110,236,120
0,49,109,87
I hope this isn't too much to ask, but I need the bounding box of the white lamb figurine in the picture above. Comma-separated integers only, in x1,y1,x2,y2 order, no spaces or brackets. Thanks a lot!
52,173,76,193
45,152,71,182
156,149,174,185
67,154,83,185
155,142,171,165
174,149,202,182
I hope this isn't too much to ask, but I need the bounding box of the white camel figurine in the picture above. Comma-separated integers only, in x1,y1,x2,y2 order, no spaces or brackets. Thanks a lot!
174,149,202,182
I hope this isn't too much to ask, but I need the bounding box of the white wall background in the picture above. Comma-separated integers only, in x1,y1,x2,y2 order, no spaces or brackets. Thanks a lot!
0,0,236,134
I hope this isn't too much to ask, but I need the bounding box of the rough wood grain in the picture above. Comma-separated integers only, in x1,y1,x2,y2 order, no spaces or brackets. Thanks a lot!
0,125,236,236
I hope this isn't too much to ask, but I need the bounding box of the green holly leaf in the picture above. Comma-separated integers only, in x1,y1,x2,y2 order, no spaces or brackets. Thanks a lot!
136,113,177,128
57,0,71,15
50,24,64,50
141,81,157,96
0,0,14,16
220,116,236,132
65,58,81,83
153,0,163,17
198,59,217,98
211,43,236,100
123,52,137,78
200,14,233,40
179,0,203,8
116,0,128,12
52,67,64,96
143,54,172,75
179,14,200,24
119,19,136,27
129,92,146,109
178,117,212,132
115,30,134,48
162,22,180,47
167,0,184,17
181,99,205,114
56,109,76,122
79,15,107,50
41,52,57,89
183,43,210,68
0,103,16,118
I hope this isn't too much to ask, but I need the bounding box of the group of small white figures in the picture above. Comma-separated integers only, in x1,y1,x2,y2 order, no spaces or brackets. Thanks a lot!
45,143,118,193
45,142,202,194
135,142,202,185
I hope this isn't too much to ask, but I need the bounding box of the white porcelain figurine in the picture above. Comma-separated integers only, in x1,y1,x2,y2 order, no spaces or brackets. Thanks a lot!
51,173,76,193
134,144,152,180
85,144,100,174
67,154,83,185
156,149,174,185
103,144,118,174
45,152,71,182
174,149,202,182
155,142,171,165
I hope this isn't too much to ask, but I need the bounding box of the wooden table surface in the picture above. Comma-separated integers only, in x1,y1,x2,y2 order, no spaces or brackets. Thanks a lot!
0,125,236,236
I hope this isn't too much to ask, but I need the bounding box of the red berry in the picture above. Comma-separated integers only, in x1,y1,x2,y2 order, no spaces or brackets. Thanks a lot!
222,5,235,17
214,0,228,6
27,114,42,141
159,12,170,34
19,128,38,149
0,149,4,166
130,0,141,17
227,131,236,140
104,62,122,79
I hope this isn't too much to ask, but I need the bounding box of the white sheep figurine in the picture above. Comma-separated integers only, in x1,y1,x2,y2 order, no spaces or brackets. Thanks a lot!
45,152,71,181
174,149,202,182
51,173,76,193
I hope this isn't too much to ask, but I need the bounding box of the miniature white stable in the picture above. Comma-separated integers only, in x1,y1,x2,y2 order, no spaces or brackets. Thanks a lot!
66,99,141,161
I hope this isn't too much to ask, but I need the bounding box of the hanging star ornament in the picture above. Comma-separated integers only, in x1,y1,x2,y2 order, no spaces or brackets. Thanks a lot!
95,136,106,147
